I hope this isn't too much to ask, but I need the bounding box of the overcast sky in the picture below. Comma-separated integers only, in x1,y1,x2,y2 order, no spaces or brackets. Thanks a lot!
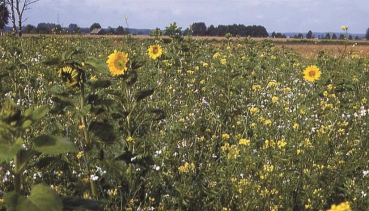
25,0,368,34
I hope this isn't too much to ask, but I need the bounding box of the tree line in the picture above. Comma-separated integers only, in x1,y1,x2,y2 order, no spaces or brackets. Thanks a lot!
184,22,269,37
0,1,369,39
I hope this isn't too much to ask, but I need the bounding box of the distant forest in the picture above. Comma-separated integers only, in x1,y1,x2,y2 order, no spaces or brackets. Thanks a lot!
4,22,269,38
2,21,366,40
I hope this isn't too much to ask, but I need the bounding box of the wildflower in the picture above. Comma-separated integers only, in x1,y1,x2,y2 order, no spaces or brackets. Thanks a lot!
106,50,129,76
108,188,118,196
147,44,163,60
264,119,272,126
77,151,84,159
341,25,349,31
327,201,351,211
271,96,279,103
303,65,321,82
58,66,82,87
220,58,227,65
252,84,261,91
178,162,195,173
277,139,287,148
221,133,230,140
212,52,220,59
126,136,135,143
239,138,250,146
248,107,259,114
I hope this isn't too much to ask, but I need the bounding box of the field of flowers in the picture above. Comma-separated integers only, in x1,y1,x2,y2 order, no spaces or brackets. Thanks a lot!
0,30,368,211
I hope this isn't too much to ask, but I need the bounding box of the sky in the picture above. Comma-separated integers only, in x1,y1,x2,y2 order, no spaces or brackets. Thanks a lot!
24,0,369,34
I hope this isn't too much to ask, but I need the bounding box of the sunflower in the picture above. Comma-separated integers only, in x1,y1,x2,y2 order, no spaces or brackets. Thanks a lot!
106,50,129,76
58,66,82,87
147,44,163,60
303,65,321,82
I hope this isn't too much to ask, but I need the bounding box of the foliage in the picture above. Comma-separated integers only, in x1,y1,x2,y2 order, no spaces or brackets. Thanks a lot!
0,26,368,210
89,23,102,32
0,2,9,30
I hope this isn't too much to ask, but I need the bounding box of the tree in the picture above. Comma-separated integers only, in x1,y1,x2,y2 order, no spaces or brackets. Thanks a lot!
68,23,78,34
191,22,207,36
107,26,115,35
116,25,124,35
207,24,217,36
22,23,35,33
90,22,101,32
306,30,313,39
6,0,40,36
366,28,369,40
164,22,182,39
0,2,9,35
332,33,337,39
294,33,303,39
324,33,331,39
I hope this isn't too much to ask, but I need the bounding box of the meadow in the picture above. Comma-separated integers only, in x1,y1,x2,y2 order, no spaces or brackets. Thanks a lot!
0,32,368,211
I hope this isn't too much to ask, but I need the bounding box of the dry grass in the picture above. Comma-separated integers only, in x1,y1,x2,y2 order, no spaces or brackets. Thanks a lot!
21,33,369,58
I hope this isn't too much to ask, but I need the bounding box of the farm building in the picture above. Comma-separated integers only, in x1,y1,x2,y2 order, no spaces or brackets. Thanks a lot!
90,28,105,35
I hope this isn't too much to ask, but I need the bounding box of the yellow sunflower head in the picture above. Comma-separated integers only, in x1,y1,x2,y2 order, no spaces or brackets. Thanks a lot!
303,65,321,82
147,44,163,60
106,50,129,76
58,66,82,87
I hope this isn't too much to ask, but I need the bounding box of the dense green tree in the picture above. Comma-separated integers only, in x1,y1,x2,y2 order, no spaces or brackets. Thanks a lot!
68,23,78,33
90,23,101,32
116,26,124,35
107,26,115,35
207,24,217,36
366,28,369,40
294,33,303,39
150,28,162,37
22,24,36,33
191,22,207,36
339,34,345,40
306,30,313,39
325,33,331,39
164,22,182,38
331,33,337,39
0,2,9,34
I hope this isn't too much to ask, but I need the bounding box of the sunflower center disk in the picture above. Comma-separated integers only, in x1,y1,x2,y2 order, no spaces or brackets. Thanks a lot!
152,47,158,54
115,60,125,70
308,71,316,77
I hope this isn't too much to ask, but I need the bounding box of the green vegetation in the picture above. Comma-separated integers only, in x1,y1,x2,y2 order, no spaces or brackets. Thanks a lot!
0,31,368,210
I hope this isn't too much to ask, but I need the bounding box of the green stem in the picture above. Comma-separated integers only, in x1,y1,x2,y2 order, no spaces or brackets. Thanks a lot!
14,152,21,194
79,83,98,197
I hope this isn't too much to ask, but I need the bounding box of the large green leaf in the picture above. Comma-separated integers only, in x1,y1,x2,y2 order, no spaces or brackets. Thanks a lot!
4,184,62,211
135,89,155,102
42,57,61,66
61,196,101,210
87,79,112,89
33,135,77,155
30,106,49,121
85,56,110,74
0,137,23,163
88,121,116,144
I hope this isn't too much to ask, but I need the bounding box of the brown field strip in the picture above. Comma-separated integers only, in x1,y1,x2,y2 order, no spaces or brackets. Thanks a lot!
21,34,369,59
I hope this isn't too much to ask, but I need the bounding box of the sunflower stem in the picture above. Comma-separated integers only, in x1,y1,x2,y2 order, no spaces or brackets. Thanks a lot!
80,82,98,198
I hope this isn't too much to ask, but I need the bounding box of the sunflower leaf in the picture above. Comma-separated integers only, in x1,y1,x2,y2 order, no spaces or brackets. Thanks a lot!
135,89,155,102
33,134,77,155
85,56,110,74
